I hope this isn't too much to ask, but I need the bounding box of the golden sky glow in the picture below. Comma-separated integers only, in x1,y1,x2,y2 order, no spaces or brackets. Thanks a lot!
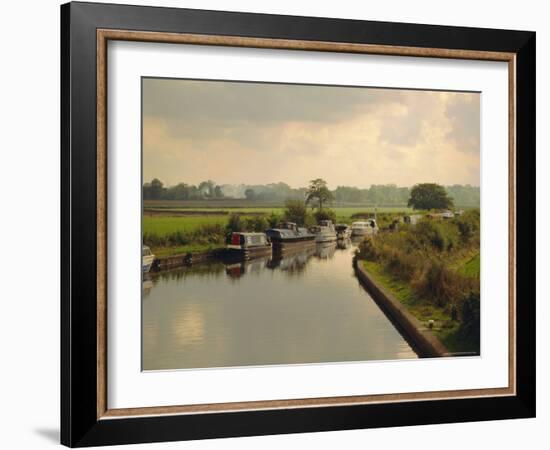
143,78,480,188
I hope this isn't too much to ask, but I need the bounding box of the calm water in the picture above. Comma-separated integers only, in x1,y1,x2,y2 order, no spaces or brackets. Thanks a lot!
142,240,417,370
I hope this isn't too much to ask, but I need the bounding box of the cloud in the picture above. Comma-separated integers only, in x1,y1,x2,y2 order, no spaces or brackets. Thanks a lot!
444,93,480,154
142,79,480,188
143,78,403,138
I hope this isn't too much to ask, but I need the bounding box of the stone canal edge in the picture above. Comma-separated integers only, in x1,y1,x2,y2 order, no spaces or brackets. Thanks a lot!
353,257,448,358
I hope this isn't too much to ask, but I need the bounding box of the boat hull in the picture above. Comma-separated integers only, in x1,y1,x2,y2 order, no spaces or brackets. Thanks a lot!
315,233,337,243
269,235,315,244
142,255,155,273
224,244,272,261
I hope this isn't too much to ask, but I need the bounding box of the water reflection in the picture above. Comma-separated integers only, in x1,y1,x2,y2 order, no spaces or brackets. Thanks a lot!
337,238,352,250
316,241,337,260
225,257,271,280
142,241,418,370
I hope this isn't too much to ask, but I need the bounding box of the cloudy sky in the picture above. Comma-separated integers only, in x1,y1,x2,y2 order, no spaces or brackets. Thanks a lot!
143,78,480,188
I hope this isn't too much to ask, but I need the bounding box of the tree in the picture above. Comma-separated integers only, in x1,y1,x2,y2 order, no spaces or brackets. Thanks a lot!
146,178,165,200
244,188,256,200
198,180,215,198
305,178,334,210
283,199,312,226
213,185,224,198
407,183,454,210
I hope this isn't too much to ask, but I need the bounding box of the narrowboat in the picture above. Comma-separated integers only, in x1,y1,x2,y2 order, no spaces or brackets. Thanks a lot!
266,222,316,245
311,220,337,243
335,223,352,239
142,245,155,273
226,232,272,260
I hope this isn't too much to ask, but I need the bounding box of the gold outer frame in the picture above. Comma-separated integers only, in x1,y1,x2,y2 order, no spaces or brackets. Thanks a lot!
96,29,516,420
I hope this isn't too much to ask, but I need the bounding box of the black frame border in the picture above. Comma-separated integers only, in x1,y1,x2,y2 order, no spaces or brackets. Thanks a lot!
61,2,535,447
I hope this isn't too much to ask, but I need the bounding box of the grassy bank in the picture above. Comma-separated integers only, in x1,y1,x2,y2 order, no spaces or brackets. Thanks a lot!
356,210,481,354
142,205,414,256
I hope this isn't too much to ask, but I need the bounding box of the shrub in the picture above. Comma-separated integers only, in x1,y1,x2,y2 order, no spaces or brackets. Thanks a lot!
244,216,269,232
455,209,480,244
313,208,337,224
460,291,480,331
267,212,281,228
357,238,379,260
384,247,420,282
457,291,481,348
283,199,313,226
412,220,460,252
226,213,244,232
193,224,226,244
413,261,460,308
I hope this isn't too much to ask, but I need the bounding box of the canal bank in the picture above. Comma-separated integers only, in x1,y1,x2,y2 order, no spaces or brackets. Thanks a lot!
153,250,215,271
353,257,448,358
153,246,268,271
152,240,320,272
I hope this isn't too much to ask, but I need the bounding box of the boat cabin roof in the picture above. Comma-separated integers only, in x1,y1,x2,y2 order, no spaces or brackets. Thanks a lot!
278,222,297,229
352,219,377,226
231,232,268,237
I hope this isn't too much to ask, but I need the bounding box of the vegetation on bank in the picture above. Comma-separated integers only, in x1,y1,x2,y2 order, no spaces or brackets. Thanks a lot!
356,209,481,354
142,205,411,256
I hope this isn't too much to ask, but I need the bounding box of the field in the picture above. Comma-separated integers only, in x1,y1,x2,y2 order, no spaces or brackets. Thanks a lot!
144,202,413,231
142,201,414,256
143,207,413,235
143,215,228,236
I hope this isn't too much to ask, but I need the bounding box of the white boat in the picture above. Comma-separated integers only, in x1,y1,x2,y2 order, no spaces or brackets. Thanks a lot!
351,219,379,236
335,223,352,239
312,220,337,243
404,214,423,225
142,245,155,273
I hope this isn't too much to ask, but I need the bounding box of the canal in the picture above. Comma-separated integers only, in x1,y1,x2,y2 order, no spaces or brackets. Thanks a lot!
142,239,418,371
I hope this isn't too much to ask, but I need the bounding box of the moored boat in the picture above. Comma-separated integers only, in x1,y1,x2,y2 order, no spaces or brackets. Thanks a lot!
335,223,352,239
226,232,272,260
142,245,155,273
312,220,337,243
351,219,379,237
266,222,316,245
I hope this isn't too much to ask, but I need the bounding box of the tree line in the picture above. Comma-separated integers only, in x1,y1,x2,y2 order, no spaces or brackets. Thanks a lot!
143,178,479,207
143,178,225,200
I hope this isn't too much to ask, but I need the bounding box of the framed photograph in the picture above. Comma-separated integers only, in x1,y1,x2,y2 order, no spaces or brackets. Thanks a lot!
61,2,535,447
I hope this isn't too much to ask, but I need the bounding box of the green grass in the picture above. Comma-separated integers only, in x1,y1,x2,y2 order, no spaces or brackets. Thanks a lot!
143,216,228,236
362,260,475,354
145,200,411,214
142,206,414,237
459,253,480,278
